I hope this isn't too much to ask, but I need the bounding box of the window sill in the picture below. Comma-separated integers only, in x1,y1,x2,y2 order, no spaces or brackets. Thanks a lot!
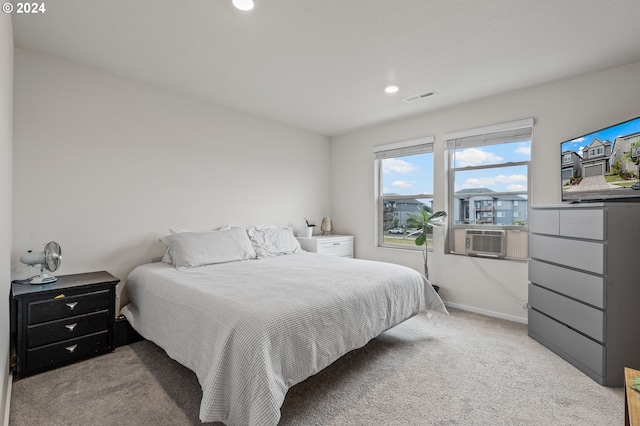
377,244,432,252
448,250,529,262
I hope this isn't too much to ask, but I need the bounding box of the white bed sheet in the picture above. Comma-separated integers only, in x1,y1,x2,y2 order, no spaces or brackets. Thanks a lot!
121,252,446,425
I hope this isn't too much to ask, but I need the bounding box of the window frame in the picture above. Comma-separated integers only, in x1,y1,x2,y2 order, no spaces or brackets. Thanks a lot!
444,118,533,260
373,136,436,251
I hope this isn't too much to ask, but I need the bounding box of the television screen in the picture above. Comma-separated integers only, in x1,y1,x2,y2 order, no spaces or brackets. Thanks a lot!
561,116,640,202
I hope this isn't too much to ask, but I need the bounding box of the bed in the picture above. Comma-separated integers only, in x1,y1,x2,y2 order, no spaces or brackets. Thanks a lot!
121,226,447,425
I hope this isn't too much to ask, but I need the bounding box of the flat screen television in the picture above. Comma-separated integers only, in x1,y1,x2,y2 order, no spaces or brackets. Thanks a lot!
561,116,640,202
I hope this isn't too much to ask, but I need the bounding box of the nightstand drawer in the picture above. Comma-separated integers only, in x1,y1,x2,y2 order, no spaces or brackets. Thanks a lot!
27,310,111,349
26,331,110,375
28,289,111,325
317,239,353,257
297,235,354,258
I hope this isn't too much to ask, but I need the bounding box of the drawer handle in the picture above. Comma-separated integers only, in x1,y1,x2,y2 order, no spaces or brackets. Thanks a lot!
65,302,78,310
65,323,78,332
65,344,78,353
333,242,340,246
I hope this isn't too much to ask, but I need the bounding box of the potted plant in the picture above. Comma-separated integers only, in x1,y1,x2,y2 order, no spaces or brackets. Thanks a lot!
406,207,447,287
304,218,316,238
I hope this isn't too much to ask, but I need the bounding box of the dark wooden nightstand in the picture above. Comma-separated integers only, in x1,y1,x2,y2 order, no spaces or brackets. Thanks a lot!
11,271,119,378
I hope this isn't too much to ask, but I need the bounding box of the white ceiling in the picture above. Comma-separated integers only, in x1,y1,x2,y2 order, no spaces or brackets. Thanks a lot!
11,0,640,136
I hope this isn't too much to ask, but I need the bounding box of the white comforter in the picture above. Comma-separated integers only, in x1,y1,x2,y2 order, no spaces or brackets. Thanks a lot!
121,253,446,425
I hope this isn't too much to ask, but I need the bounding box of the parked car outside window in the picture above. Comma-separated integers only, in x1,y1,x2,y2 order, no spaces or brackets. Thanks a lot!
404,230,423,238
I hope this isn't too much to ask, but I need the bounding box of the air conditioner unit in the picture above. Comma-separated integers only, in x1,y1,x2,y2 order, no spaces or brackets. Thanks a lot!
464,229,506,258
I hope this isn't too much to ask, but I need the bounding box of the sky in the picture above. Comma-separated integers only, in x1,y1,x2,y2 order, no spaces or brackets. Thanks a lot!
382,152,435,195
382,140,531,196
561,116,640,158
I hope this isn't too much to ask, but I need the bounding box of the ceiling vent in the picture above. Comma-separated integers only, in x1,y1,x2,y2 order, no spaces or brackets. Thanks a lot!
403,90,437,103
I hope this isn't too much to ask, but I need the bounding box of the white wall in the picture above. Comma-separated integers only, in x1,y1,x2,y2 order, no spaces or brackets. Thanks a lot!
11,46,640,325
0,11,12,425
12,49,331,307
330,61,640,322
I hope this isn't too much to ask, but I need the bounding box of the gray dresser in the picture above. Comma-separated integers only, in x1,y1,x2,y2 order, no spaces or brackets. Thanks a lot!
528,203,640,386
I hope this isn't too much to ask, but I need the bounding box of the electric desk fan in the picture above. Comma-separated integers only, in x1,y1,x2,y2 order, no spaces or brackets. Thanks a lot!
19,241,62,284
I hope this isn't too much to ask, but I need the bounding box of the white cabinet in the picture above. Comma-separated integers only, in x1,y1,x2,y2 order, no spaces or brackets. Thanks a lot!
528,203,640,386
297,235,354,258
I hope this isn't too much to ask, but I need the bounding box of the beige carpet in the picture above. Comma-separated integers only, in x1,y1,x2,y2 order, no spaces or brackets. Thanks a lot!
9,308,624,425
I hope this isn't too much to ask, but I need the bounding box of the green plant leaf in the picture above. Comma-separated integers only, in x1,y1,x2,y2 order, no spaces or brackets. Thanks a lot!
415,233,426,246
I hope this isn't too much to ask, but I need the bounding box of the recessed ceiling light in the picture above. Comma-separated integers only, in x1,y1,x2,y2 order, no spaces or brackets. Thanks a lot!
384,84,400,94
232,0,255,11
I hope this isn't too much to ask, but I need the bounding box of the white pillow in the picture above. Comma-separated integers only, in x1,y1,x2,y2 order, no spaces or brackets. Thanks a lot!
160,227,256,269
247,226,301,258
217,224,247,231
161,225,248,263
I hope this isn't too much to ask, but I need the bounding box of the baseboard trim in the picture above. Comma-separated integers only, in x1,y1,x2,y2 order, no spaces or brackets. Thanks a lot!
3,372,11,426
444,301,528,324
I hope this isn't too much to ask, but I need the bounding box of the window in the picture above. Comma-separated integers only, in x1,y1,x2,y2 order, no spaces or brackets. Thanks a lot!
445,118,533,260
374,137,435,250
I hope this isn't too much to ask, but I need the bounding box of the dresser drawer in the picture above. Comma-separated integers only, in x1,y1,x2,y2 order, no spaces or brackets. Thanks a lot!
26,330,110,375
27,310,111,349
317,238,353,257
529,234,603,274
559,208,604,240
528,308,605,377
529,259,604,308
28,289,111,325
528,209,559,235
529,284,604,342
529,207,604,240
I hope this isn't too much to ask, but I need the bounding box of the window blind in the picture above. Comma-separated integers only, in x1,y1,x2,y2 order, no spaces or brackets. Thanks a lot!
444,118,533,150
373,136,435,159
